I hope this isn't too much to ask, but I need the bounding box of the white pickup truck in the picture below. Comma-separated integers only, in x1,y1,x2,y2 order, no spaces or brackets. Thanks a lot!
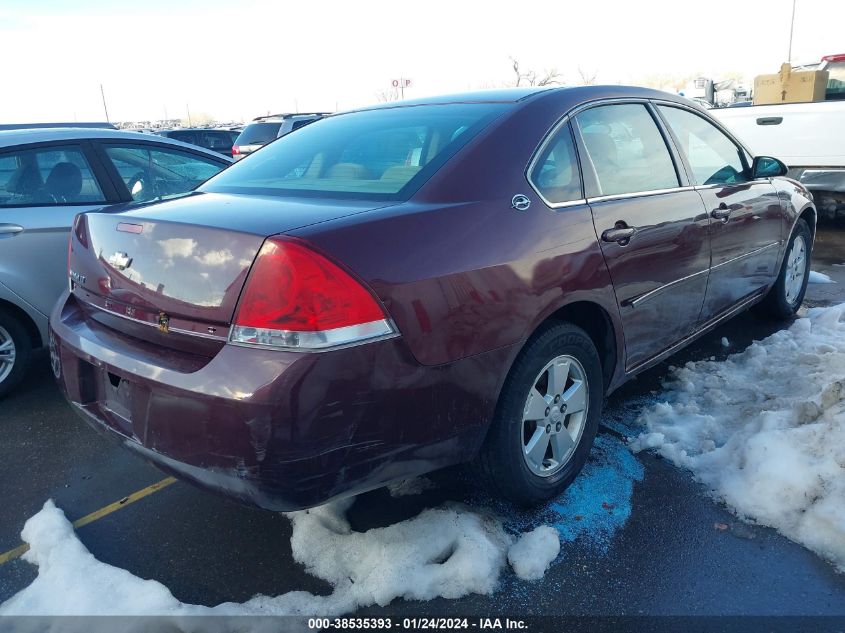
713,54,845,220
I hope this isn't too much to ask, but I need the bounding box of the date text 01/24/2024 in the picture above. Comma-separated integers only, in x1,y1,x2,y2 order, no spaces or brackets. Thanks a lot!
307,618,528,630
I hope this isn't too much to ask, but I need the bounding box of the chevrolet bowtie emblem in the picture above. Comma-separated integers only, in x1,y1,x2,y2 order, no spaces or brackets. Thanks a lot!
158,312,170,334
107,251,132,271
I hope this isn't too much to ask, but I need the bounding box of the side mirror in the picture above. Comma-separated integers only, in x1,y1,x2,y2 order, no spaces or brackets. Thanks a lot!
752,156,788,179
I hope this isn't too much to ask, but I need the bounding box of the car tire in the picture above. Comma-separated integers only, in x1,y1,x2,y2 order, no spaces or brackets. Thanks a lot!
755,218,812,321
0,308,32,399
476,322,603,506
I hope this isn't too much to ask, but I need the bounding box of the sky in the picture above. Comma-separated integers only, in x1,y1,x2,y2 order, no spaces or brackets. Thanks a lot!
1,0,843,124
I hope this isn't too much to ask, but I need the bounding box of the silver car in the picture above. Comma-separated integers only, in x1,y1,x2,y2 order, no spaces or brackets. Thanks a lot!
0,128,232,396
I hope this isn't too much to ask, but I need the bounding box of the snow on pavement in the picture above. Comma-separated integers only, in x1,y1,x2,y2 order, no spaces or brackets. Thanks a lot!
630,303,845,572
507,527,560,581
0,498,523,617
809,270,836,284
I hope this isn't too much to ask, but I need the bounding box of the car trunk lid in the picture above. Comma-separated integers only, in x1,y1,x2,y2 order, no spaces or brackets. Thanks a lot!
69,192,393,351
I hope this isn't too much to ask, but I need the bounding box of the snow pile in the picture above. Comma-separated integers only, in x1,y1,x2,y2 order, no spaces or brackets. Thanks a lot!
1,496,569,617
809,271,835,284
507,527,560,581
630,303,845,571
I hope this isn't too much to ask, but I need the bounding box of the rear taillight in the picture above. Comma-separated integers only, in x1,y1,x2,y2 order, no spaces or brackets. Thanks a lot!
232,145,240,156
230,237,395,350
822,53,845,63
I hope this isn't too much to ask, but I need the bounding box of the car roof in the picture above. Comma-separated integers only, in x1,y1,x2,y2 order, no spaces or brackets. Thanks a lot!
0,127,233,161
249,113,327,123
346,85,695,114
159,128,236,133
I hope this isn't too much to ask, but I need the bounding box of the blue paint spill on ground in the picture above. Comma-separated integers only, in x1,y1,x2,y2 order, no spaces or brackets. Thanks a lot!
485,431,645,558
548,434,644,551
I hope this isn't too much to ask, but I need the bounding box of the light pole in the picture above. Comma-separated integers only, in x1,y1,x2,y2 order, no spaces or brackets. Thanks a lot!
100,84,110,123
787,0,797,62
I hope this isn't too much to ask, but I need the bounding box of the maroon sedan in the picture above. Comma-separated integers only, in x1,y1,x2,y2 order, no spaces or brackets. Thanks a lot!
50,87,815,510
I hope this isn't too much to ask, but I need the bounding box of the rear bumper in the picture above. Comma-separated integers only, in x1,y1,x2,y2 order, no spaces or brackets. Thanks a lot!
50,291,509,510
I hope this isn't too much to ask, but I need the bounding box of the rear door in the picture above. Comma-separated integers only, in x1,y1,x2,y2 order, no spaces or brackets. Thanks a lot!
93,141,228,203
0,142,115,319
574,102,711,370
656,104,783,318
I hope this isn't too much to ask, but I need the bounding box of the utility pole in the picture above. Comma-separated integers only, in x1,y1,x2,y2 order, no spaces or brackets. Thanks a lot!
186,103,192,126
787,0,797,62
100,84,110,123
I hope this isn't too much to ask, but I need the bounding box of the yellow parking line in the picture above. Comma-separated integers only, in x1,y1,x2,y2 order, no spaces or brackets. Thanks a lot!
0,476,177,566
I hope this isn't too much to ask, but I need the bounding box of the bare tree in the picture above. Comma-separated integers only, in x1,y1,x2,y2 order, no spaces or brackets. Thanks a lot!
509,57,562,87
375,87,400,102
577,66,598,85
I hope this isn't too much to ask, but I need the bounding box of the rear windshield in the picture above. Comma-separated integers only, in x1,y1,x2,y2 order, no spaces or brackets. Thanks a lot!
235,122,283,145
201,103,508,200
827,60,845,100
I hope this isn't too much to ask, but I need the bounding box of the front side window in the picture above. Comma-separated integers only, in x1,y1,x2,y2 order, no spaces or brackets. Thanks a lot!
575,104,679,197
529,123,583,205
103,144,225,203
658,106,749,185
202,103,508,200
0,145,105,207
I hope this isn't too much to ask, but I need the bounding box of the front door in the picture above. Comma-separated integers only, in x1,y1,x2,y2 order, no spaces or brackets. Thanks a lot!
656,105,783,318
574,103,711,370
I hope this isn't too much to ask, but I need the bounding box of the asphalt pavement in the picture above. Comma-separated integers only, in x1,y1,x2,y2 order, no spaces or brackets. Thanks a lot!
1,226,845,618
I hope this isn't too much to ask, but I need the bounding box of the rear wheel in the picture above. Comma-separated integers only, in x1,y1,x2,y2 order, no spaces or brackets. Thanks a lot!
755,218,812,320
477,323,603,506
0,309,31,398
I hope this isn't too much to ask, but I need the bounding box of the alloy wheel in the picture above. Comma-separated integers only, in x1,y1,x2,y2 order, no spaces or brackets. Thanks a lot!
521,354,589,477
0,324,16,384
784,235,807,306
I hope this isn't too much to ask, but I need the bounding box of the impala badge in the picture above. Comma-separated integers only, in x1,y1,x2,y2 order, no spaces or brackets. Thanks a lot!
158,312,170,334
107,251,132,271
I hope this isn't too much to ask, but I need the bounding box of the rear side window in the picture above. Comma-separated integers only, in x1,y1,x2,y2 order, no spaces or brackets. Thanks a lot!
199,131,234,151
103,144,225,203
203,103,508,200
236,122,283,145
529,122,583,205
169,130,197,145
290,118,318,132
0,145,105,207
575,104,679,197
657,106,749,185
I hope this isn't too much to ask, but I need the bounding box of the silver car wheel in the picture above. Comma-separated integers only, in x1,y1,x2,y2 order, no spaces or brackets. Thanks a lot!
784,235,807,306
521,354,589,478
0,324,17,384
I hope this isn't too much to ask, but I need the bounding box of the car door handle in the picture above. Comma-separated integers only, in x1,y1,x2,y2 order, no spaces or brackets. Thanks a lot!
0,224,24,236
756,117,783,126
601,225,636,245
711,203,732,221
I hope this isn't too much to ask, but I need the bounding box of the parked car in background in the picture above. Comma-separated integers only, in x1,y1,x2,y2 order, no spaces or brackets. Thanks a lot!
713,53,845,219
51,87,814,511
231,113,327,160
156,128,240,156
0,128,231,396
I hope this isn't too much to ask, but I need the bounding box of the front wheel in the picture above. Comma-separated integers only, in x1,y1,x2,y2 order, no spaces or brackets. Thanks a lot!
476,323,603,506
0,309,32,399
755,218,812,321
